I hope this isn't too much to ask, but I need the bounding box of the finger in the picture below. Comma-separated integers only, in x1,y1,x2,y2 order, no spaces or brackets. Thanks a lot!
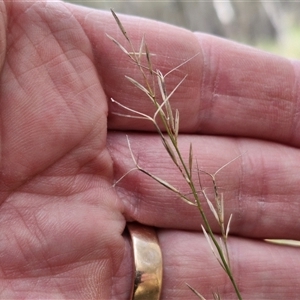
74,7,300,147
108,132,300,240
194,33,300,147
158,230,300,299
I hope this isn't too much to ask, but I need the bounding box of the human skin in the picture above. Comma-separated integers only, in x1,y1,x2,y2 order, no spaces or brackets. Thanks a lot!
0,0,300,299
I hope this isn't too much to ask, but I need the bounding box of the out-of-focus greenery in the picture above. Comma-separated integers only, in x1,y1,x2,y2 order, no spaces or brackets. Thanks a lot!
257,25,300,59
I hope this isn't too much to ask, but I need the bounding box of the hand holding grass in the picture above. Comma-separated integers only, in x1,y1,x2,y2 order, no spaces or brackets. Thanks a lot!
0,1,299,299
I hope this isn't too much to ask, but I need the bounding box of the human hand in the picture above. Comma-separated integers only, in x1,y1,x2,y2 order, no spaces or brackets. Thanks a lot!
1,1,299,299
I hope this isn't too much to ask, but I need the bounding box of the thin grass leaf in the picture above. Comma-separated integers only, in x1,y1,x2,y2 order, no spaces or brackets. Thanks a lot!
219,237,227,263
212,291,221,300
202,190,219,222
226,214,233,238
125,75,152,96
112,112,151,120
145,42,153,75
201,225,225,271
144,41,157,97
153,95,170,123
142,171,178,193
165,98,174,131
186,283,207,300
112,167,137,187
110,9,130,42
201,225,215,255
164,52,200,78
196,160,204,191
156,71,173,128
188,143,193,178
157,73,188,133
161,136,178,165
126,136,180,196
219,193,224,224
214,153,244,176
140,169,195,207
111,98,154,122
106,33,131,57
138,35,145,63
166,74,188,101
157,70,167,99
219,237,230,267
126,135,138,166
156,70,181,134
127,143,194,206
174,108,180,140
180,195,197,206
211,175,219,203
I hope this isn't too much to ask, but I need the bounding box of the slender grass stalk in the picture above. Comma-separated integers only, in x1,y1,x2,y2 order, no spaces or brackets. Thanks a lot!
109,10,243,300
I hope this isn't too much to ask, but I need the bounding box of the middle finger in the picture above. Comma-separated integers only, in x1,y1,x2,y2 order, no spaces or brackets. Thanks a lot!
108,132,300,240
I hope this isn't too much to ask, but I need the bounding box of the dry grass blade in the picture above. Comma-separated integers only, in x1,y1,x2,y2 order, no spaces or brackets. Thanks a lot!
226,214,233,238
141,170,180,195
219,193,224,224
188,143,193,177
174,108,180,140
112,167,137,187
186,283,207,300
165,74,188,135
201,225,226,271
138,35,145,63
106,33,131,57
219,237,229,265
161,136,178,165
153,96,170,122
166,74,188,101
164,52,200,78
125,75,153,97
157,69,167,99
201,225,216,255
126,135,138,166
126,136,187,200
214,153,244,176
112,112,149,120
155,70,187,139
213,291,222,300
140,167,196,207
180,195,197,206
110,9,130,41
145,42,153,74
111,98,153,121
202,190,219,222
187,280,221,300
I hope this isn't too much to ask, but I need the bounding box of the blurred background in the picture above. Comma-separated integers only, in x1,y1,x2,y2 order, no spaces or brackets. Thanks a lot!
65,1,300,58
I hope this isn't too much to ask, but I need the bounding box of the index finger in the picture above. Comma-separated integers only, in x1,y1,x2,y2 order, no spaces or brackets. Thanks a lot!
76,8,300,147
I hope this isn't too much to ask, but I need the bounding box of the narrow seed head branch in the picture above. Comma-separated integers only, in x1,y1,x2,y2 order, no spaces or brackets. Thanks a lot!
109,10,243,300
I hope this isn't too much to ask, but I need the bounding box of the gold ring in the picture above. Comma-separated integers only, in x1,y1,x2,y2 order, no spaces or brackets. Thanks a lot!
127,223,163,300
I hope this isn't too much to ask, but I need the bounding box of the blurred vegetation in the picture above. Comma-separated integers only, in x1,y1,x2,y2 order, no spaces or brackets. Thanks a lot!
65,1,300,58
258,24,300,58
